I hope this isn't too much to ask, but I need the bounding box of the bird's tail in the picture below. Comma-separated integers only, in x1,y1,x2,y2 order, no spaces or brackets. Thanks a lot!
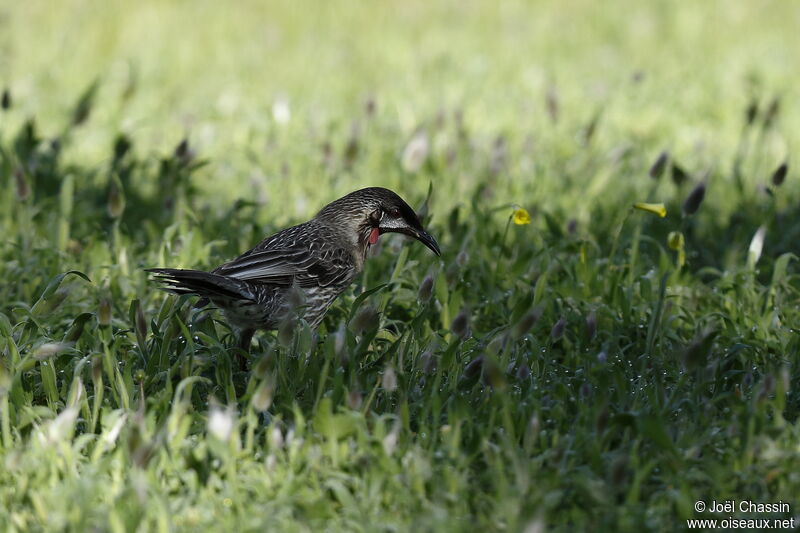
146,268,253,303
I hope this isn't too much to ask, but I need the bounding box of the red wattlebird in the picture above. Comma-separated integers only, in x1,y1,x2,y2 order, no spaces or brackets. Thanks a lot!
148,187,440,369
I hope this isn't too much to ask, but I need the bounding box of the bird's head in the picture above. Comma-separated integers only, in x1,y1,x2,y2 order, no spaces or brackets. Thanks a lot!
316,187,441,256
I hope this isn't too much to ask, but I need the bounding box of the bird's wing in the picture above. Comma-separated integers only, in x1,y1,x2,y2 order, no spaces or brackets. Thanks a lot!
214,246,354,288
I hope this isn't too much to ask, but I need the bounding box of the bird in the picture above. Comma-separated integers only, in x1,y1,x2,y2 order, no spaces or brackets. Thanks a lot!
147,187,440,369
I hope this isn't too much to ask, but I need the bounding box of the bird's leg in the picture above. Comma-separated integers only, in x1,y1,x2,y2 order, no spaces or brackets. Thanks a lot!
236,328,255,371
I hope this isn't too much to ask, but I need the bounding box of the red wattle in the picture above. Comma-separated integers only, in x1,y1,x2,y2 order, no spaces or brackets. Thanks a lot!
369,228,380,245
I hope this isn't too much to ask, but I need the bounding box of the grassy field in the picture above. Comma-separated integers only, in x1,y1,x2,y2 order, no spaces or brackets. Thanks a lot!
1,0,800,531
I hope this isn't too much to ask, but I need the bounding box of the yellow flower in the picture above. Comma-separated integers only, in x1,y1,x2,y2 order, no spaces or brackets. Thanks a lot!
667,231,686,268
512,208,531,225
633,202,667,218
667,231,684,250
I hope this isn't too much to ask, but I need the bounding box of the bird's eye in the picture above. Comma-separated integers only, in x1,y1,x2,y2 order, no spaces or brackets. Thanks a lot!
388,208,401,217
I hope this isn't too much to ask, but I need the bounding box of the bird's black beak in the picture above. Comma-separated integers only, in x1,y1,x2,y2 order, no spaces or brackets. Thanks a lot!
412,229,441,256
380,226,441,256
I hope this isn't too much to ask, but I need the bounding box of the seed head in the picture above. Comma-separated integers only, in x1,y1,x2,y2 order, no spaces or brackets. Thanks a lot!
33,342,69,360
463,355,483,380
113,134,132,162
481,356,505,389
72,82,98,126
546,85,559,123
252,380,274,412
550,317,566,340
382,423,400,456
527,414,540,442
649,151,669,179
135,301,147,341
333,322,347,359
207,403,236,442
174,138,193,166
445,263,460,288
671,162,689,186
747,225,766,269
763,97,780,129
420,350,436,374
107,181,125,218
745,99,758,126
566,218,578,235
682,329,717,370
450,310,471,339
277,317,296,347
343,125,360,168
269,426,284,449
417,274,434,304
253,354,274,380
286,286,306,312
364,95,376,116
351,305,379,334
771,162,788,187
14,168,29,201
512,308,540,339
381,365,398,392
401,131,429,173
98,298,112,326
92,355,103,384
585,311,597,339
682,183,706,215
272,96,291,124
347,390,363,409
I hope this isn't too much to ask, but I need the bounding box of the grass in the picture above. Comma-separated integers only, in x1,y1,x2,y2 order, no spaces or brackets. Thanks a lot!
1,1,800,531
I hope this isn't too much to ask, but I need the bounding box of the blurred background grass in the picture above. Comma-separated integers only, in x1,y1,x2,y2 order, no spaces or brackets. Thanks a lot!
2,0,798,217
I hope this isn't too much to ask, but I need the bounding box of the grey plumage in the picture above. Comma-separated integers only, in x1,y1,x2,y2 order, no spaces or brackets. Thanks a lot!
147,187,440,368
